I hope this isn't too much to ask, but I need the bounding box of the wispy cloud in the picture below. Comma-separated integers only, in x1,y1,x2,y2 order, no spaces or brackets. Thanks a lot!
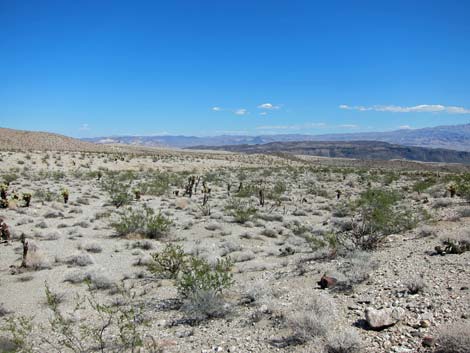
79,123,90,131
338,124,358,129
339,104,470,114
211,106,249,115
399,125,413,130
234,108,248,116
256,122,327,130
258,103,280,110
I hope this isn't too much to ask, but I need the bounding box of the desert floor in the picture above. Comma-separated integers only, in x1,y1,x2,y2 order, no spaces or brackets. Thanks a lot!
0,149,469,353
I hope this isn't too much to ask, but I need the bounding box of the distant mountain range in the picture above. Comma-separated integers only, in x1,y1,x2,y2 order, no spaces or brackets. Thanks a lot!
82,123,470,151
189,140,470,164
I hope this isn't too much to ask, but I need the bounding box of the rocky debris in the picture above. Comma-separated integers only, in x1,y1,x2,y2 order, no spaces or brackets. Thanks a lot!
365,307,405,330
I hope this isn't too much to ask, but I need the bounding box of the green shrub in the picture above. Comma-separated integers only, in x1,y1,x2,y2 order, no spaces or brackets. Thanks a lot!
412,178,437,193
101,177,132,208
456,173,470,201
307,185,329,198
348,189,417,250
2,283,157,353
111,205,172,239
137,172,171,196
225,198,257,224
1,173,18,185
148,244,187,279
177,257,233,298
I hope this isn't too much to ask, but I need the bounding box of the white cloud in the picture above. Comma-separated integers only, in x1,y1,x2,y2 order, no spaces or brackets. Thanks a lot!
211,106,222,111
338,124,358,129
259,112,268,116
258,103,280,110
340,104,470,114
256,122,327,130
79,123,90,131
234,108,248,116
399,125,413,130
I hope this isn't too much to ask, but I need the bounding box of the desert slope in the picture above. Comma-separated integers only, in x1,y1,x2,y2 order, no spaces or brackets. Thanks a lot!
0,127,109,152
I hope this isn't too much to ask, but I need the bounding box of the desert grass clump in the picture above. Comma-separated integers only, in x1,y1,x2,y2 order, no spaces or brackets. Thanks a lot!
111,205,172,239
405,275,427,294
78,241,103,253
225,198,258,224
287,294,336,343
181,289,230,322
434,321,470,353
64,252,95,267
325,328,362,353
337,251,378,286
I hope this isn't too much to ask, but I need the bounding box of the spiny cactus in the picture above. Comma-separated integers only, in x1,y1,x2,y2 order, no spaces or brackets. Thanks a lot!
336,189,342,200
0,184,8,208
22,192,32,207
183,176,196,198
202,181,211,206
447,184,457,198
258,189,265,207
0,218,10,242
61,188,69,204
0,183,7,199
20,233,29,267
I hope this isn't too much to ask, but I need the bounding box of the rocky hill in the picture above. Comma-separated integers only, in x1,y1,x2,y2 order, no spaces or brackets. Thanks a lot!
189,140,470,164
0,127,111,152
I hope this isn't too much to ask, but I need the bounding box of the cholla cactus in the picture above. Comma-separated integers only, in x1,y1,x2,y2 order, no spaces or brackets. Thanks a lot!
258,189,265,207
447,184,457,198
0,218,10,242
21,233,29,267
61,188,69,204
22,193,32,207
0,183,7,200
336,189,342,200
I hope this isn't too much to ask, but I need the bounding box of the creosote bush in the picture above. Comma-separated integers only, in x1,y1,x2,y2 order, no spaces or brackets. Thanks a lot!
147,246,233,298
348,189,419,250
148,244,187,279
225,198,258,224
101,177,132,208
177,256,233,298
111,205,172,239
1,283,161,353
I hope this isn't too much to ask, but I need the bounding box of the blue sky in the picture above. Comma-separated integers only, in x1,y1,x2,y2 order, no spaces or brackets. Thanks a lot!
1,0,469,137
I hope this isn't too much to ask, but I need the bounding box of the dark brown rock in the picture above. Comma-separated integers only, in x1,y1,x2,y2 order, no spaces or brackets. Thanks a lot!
318,275,337,289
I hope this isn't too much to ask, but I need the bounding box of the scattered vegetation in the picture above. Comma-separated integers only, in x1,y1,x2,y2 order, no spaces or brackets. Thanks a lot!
111,205,172,239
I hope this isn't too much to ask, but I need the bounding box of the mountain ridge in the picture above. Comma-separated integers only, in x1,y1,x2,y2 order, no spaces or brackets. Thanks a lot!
188,140,470,164
82,123,470,151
